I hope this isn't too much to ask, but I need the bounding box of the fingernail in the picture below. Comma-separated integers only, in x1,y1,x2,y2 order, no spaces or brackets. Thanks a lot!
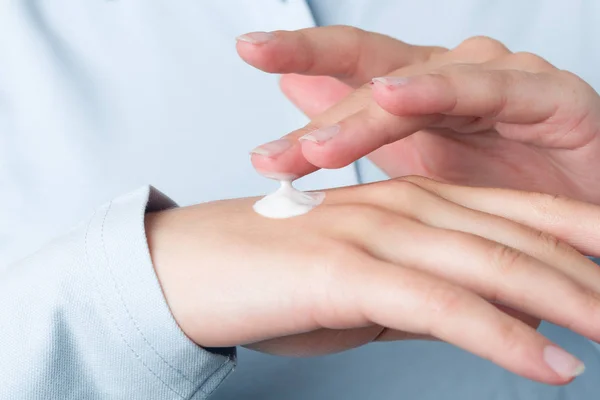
372,76,411,88
299,125,340,144
543,346,585,379
250,138,293,157
236,32,275,44
255,170,299,181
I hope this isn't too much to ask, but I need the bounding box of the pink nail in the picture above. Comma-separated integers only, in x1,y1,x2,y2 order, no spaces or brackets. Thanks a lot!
250,139,293,157
236,32,275,45
543,346,585,379
299,125,340,144
372,76,411,88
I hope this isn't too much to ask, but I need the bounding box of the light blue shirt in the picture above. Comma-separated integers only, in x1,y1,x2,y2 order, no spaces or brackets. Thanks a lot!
2,1,600,399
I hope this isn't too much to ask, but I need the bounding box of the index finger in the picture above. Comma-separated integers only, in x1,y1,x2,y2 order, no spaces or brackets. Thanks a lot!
249,87,433,175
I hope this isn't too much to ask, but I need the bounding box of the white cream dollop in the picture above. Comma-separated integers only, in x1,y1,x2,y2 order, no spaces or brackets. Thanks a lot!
253,180,325,219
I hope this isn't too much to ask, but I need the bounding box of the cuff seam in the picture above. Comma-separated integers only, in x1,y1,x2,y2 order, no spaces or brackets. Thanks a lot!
85,201,192,399
99,200,198,387
192,360,235,399
84,186,236,399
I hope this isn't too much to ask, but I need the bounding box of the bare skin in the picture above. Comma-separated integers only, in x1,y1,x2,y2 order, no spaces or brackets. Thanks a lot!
147,177,600,385
239,27,600,203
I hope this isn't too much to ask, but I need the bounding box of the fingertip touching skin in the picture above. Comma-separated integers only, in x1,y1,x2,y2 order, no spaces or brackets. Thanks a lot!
244,28,600,201
239,26,446,178
250,82,375,176
251,75,353,177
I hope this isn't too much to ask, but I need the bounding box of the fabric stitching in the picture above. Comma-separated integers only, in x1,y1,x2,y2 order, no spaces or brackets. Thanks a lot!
187,359,234,399
85,202,188,399
98,199,198,385
201,361,235,396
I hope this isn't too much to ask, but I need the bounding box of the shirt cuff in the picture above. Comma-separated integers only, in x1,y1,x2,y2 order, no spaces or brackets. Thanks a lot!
83,186,235,399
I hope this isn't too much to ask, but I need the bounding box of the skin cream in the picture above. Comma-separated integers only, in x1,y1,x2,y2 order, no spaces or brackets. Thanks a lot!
253,179,325,219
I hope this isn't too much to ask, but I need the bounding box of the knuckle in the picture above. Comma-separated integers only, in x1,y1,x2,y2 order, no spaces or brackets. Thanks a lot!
423,285,465,316
390,178,426,197
368,179,422,202
333,203,393,232
488,243,527,274
387,179,430,210
366,181,399,200
533,229,563,253
509,51,554,70
495,321,529,359
334,25,367,78
580,288,600,318
336,24,366,38
528,192,567,224
457,35,510,57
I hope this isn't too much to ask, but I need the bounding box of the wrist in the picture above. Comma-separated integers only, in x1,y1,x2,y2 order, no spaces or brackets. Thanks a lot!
145,210,197,341
144,205,241,348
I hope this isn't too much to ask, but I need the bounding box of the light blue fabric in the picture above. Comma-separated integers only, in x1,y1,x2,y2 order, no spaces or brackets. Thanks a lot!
218,2,600,399
0,186,235,399
3,1,600,399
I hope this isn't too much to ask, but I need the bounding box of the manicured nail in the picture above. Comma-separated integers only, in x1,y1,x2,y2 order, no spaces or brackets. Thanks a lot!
299,125,340,144
543,346,585,379
236,32,275,44
250,138,293,157
372,76,411,87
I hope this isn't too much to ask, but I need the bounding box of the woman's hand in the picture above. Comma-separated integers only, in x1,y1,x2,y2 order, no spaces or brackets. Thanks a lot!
237,27,600,203
146,177,600,385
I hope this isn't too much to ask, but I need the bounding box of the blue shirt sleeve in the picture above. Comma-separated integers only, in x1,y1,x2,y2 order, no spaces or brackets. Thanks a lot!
0,186,235,399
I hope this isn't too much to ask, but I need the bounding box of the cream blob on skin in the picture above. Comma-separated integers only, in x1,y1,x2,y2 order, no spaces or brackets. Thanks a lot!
253,173,325,219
